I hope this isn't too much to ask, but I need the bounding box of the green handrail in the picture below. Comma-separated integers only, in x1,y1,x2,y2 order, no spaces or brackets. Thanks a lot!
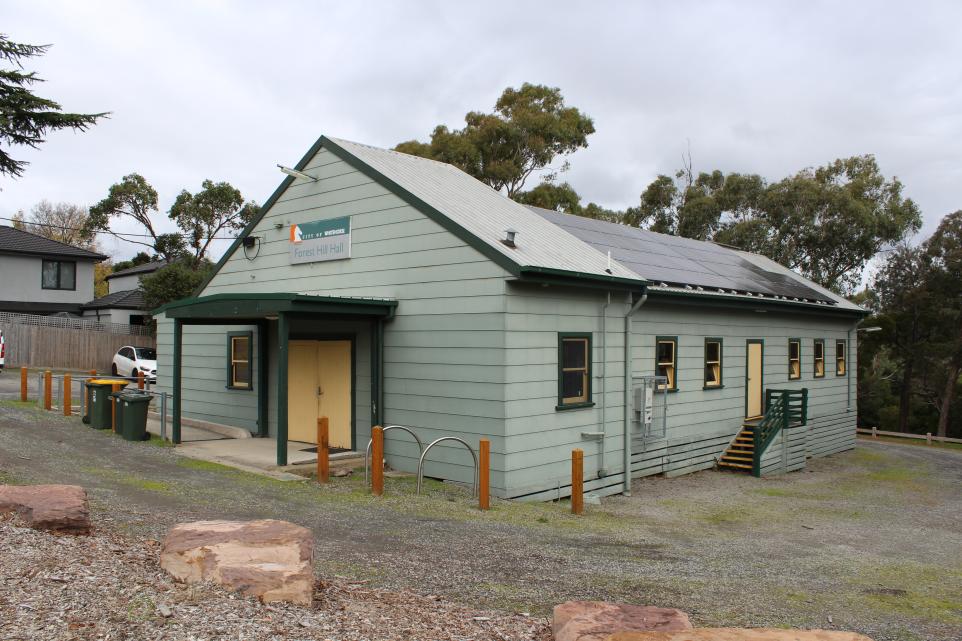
754,388,808,477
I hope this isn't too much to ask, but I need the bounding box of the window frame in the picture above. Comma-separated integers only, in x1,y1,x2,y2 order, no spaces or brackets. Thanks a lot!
655,336,679,392
226,331,254,390
788,338,802,380
703,337,723,389
556,332,594,410
40,259,77,291
813,339,825,378
835,339,847,376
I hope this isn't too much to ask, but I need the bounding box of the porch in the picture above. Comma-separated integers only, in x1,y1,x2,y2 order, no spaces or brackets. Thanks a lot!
159,293,397,466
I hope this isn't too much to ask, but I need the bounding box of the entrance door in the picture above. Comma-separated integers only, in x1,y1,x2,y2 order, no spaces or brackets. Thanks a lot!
746,340,764,418
287,340,353,449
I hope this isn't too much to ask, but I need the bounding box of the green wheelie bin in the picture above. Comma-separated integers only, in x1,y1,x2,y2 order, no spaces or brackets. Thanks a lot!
86,379,125,429
113,389,152,441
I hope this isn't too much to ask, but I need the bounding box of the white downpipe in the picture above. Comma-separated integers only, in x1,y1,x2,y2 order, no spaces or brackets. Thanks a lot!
598,292,611,477
623,291,648,496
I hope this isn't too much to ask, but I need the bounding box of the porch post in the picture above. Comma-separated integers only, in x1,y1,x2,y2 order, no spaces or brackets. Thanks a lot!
257,321,269,438
276,312,289,466
172,318,183,444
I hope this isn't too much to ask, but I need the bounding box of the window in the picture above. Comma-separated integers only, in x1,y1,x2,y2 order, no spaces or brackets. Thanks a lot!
788,339,801,380
836,340,847,376
557,333,592,409
813,340,825,378
227,332,253,390
41,260,76,290
704,338,722,388
656,337,678,391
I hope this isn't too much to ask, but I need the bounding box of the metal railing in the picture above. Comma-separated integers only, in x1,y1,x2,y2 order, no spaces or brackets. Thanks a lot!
416,437,478,497
364,425,425,484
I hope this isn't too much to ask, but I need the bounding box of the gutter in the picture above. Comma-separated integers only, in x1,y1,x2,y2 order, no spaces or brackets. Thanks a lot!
623,290,648,496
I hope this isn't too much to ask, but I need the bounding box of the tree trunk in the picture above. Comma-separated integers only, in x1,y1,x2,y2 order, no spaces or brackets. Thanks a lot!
936,368,957,438
898,359,913,433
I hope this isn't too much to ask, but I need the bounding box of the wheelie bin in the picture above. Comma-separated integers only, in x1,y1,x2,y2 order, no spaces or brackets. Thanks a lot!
113,389,152,441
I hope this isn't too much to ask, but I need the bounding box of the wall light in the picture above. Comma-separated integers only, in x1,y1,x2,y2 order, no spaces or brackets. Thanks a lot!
277,165,317,181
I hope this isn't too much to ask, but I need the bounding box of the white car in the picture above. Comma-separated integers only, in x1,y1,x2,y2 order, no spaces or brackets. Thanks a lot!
111,345,157,382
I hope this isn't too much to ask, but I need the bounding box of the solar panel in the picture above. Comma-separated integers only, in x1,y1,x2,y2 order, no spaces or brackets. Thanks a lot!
530,207,835,304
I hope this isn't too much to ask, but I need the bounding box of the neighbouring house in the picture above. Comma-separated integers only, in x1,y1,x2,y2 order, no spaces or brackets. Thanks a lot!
82,260,166,326
0,225,106,315
153,136,866,500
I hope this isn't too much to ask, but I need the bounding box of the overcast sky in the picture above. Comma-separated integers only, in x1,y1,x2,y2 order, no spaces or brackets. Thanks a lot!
3,0,960,262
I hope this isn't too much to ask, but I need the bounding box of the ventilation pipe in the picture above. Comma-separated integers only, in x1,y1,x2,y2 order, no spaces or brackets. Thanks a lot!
623,290,648,496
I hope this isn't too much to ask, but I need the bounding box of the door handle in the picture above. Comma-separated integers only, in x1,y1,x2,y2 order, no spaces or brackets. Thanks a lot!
317,386,323,396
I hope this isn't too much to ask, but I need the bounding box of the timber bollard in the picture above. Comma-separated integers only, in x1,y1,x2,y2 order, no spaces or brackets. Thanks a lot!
479,439,490,510
926,432,932,446
871,426,877,439
20,367,27,402
89,369,96,377
43,371,52,411
371,426,384,496
317,417,329,483
571,448,584,515
137,371,145,390
111,382,124,432
63,374,72,417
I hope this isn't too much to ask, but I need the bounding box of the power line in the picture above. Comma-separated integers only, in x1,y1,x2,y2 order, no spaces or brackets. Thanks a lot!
0,215,240,240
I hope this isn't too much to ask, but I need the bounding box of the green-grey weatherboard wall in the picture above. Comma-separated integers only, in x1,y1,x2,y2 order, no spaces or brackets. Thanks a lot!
154,141,860,500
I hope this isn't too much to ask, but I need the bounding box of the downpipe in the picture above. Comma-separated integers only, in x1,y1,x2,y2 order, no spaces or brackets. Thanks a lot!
623,291,648,496
598,292,611,478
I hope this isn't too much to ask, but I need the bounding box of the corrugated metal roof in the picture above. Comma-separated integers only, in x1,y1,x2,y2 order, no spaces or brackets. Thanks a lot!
327,138,642,283
0,225,107,261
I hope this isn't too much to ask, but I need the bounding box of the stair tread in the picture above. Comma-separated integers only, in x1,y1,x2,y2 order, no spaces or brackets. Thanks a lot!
718,461,752,470
722,455,753,462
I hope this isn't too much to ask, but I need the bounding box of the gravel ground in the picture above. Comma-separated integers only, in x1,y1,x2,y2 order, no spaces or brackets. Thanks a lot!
1,389,961,641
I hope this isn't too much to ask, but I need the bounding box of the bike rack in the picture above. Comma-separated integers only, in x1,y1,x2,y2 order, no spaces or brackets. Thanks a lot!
416,437,478,497
364,425,425,484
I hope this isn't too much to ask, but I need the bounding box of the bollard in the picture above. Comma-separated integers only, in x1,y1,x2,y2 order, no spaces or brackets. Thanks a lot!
137,371,145,390
926,432,932,446
43,371,52,411
317,417,329,483
571,448,584,515
20,367,27,402
479,439,490,510
871,425,877,439
111,382,124,433
89,369,96,377
371,426,384,496
63,374,72,417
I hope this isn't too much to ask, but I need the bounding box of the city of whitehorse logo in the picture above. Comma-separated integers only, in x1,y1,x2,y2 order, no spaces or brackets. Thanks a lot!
289,224,304,243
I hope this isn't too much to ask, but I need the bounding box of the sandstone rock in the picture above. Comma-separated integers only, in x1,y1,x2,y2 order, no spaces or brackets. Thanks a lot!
554,601,692,641
606,628,874,641
0,484,90,534
160,519,314,605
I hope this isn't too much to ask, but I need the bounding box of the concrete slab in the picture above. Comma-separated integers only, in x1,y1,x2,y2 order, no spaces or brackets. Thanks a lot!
172,438,333,482
146,417,227,443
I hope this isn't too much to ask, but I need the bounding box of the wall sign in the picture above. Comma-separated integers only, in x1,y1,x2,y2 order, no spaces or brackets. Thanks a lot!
289,216,351,264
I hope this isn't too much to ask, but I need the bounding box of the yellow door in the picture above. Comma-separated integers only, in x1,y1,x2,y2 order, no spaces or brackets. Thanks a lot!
287,340,353,448
288,341,319,443
746,341,763,418
317,340,352,449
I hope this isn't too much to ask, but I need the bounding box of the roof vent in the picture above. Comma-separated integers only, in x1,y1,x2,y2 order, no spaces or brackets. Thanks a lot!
501,228,518,249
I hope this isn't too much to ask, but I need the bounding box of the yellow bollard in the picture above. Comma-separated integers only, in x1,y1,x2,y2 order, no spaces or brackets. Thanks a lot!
63,374,72,417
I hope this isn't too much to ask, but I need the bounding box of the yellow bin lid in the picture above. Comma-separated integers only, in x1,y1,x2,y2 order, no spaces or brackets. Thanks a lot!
89,379,128,385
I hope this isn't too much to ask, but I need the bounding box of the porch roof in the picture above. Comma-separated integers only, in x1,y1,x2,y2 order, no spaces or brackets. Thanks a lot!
155,293,397,320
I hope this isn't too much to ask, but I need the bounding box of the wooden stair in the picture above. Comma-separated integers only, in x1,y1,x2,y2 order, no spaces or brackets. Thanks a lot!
717,422,756,472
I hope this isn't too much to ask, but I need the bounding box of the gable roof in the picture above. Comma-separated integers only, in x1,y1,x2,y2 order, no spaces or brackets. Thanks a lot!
530,206,863,313
0,225,107,261
198,135,864,316
83,289,145,310
105,260,167,280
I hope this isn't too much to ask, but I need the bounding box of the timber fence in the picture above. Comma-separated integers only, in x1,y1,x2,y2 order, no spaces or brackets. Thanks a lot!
0,312,154,372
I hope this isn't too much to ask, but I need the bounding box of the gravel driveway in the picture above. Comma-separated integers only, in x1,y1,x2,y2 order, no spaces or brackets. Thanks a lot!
1,395,960,641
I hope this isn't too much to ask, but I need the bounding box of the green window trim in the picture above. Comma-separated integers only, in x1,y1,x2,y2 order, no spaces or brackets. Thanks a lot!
227,331,254,390
656,336,679,392
557,332,594,411
813,339,825,378
703,337,723,389
835,339,847,376
788,338,802,380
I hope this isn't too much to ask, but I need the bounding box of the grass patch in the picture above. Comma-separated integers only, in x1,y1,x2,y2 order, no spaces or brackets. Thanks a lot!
865,466,916,483
850,561,962,625
80,466,172,494
144,435,173,448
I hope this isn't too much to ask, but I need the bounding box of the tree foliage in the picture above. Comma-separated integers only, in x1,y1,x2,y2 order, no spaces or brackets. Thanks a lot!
85,173,163,254
631,155,921,294
11,200,98,250
0,34,106,177
169,180,258,260
396,83,594,198
140,260,213,311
